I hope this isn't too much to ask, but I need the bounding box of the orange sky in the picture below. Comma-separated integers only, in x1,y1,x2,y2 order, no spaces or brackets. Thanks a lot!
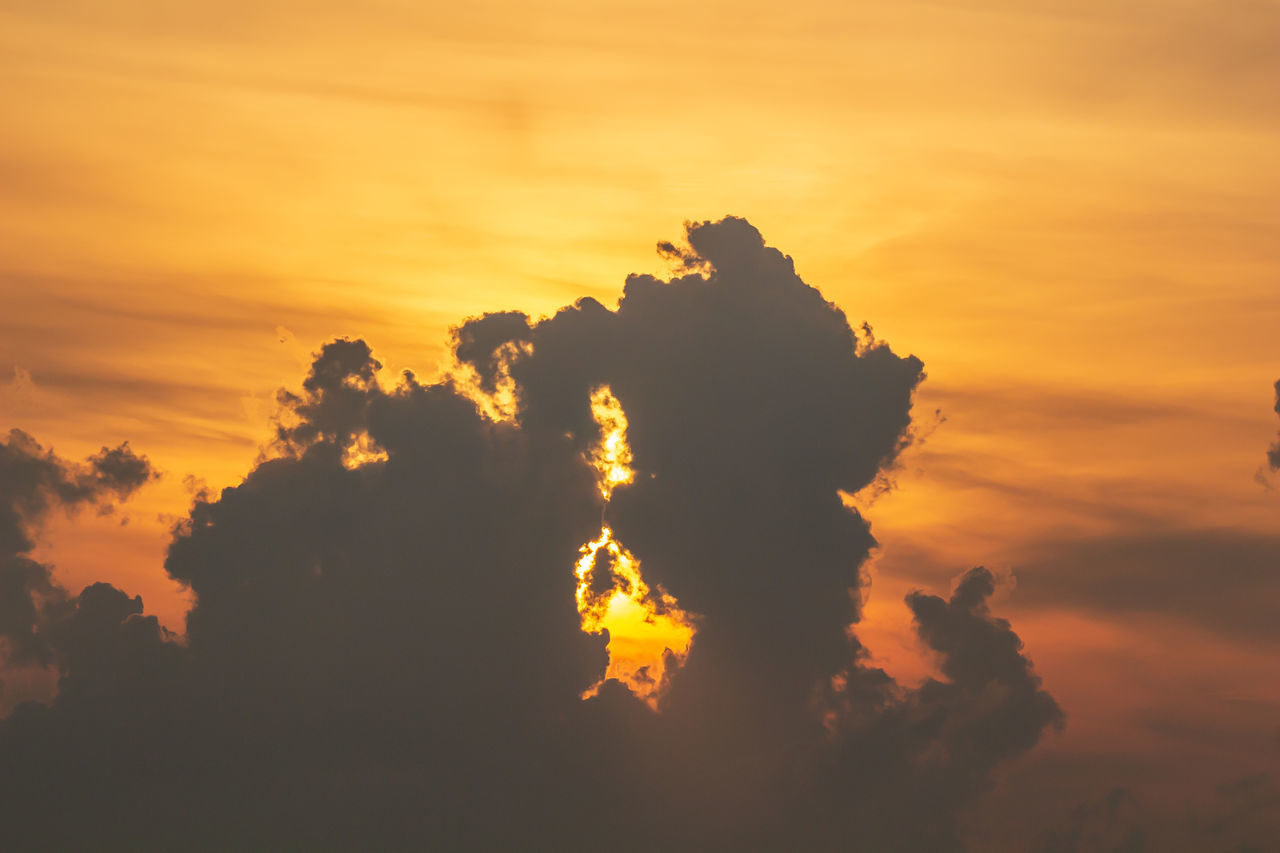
3,0,1278,841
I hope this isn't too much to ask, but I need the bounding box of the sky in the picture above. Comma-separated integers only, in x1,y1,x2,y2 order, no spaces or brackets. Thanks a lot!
2,1,1278,850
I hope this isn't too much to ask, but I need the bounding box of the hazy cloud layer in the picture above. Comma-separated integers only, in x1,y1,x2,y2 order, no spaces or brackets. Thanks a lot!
1038,774,1280,853
1011,528,1280,644
0,219,1063,850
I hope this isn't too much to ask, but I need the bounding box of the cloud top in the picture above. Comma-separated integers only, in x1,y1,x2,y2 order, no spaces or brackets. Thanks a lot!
0,218,1060,851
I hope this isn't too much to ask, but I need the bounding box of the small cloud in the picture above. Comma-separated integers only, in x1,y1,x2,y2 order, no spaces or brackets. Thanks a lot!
0,366,36,411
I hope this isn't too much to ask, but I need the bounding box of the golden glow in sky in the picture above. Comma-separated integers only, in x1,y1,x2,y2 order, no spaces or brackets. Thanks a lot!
1,1,1278,841
587,386,635,500
575,386,695,708
340,431,389,469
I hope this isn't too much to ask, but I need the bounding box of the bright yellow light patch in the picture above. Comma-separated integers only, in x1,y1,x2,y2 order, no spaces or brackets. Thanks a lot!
587,386,635,499
341,432,389,469
575,527,695,708
454,340,533,423
576,386,695,709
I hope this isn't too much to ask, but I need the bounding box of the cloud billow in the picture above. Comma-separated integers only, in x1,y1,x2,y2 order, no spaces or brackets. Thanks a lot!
0,217,1061,851
0,429,155,670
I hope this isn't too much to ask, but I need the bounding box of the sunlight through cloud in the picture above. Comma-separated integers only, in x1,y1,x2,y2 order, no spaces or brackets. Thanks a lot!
575,385,695,709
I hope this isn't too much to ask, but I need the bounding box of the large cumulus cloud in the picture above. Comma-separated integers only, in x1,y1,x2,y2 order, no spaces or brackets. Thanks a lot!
0,218,1061,851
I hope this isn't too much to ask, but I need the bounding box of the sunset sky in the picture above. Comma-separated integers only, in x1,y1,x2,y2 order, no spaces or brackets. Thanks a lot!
2,1,1278,849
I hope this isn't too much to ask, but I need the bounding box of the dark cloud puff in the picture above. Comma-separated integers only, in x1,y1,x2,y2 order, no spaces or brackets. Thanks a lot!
0,218,1061,851
1269,379,1280,471
0,430,155,669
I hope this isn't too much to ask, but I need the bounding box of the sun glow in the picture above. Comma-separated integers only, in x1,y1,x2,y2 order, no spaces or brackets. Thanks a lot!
587,386,635,499
341,432,389,469
575,386,695,709
454,340,532,423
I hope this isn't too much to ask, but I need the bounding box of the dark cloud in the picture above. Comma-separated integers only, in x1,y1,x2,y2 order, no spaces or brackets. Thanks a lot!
1269,379,1280,471
0,429,155,670
0,218,1061,850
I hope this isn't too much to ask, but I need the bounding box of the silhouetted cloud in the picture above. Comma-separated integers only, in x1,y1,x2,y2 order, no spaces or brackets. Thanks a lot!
1268,379,1280,471
0,429,155,670
0,218,1061,851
